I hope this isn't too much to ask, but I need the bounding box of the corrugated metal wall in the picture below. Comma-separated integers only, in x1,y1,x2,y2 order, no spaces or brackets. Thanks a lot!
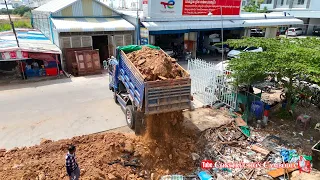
32,13,51,40
53,28,60,47
52,0,117,17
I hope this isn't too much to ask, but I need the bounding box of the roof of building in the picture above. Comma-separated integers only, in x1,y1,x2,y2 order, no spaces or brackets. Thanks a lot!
51,17,135,32
283,10,320,19
142,18,303,32
32,0,118,14
0,29,61,54
32,0,78,13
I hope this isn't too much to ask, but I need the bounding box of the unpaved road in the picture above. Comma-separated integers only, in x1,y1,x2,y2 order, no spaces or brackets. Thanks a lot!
0,74,127,149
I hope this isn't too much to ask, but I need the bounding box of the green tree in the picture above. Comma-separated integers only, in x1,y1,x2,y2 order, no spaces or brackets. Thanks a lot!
243,0,267,13
226,37,320,111
13,6,31,17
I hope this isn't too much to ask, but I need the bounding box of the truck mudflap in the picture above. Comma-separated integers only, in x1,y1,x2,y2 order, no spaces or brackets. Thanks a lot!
144,78,191,115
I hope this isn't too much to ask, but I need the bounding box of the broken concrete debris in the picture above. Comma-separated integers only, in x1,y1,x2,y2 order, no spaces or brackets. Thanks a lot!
197,119,318,180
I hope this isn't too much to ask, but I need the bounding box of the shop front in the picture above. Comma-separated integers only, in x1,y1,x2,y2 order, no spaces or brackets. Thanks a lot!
0,29,62,83
138,0,303,59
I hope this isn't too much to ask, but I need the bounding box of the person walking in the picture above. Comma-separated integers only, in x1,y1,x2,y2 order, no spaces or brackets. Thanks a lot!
65,145,80,180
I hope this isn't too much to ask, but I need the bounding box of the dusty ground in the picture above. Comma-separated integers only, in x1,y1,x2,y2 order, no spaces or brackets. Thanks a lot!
0,74,126,149
0,127,197,179
262,103,320,155
0,107,232,180
0,105,319,179
246,87,320,155
1,108,224,180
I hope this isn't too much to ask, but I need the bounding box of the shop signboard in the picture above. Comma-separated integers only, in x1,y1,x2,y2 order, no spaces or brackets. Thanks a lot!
143,0,149,18
146,0,241,18
140,27,149,45
0,51,28,61
182,0,241,16
147,0,183,17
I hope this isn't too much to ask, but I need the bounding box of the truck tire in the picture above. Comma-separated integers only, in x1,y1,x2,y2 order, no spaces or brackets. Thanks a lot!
135,112,144,135
125,105,135,129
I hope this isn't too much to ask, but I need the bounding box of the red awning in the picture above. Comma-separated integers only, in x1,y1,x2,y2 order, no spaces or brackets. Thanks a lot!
28,52,59,62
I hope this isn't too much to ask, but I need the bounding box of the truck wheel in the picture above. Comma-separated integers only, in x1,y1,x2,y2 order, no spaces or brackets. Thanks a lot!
135,112,144,135
114,91,119,104
125,105,135,129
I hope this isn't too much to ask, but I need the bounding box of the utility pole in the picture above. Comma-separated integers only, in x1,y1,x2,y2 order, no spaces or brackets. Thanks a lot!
136,0,139,45
4,0,20,47
220,6,224,62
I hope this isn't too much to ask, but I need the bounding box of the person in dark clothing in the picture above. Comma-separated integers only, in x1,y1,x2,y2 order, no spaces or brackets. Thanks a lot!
65,145,80,180
17,61,27,80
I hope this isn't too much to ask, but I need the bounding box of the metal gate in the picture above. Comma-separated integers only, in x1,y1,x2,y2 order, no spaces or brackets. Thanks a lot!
188,58,238,110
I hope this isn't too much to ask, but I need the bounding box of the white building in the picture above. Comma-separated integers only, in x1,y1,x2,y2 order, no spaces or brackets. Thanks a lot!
99,0,142,10
119,0,303,58
29,0,53,8
260,0,320,34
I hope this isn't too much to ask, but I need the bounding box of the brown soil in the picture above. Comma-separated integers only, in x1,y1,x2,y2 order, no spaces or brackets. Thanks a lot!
126,47,186,81
139,112,198,175
0,112,199,180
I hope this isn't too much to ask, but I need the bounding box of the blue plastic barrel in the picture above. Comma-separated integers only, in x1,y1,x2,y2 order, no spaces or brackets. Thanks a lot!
198,171,213,180
251,101,264,118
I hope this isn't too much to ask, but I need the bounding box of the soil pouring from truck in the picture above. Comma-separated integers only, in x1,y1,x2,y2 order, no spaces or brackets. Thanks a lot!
108,45,192,135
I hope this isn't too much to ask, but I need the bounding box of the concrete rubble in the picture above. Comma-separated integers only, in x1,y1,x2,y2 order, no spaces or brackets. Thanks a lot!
196,117,320,180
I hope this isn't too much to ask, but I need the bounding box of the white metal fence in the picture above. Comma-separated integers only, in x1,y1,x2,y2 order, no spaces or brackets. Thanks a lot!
188,58,238,110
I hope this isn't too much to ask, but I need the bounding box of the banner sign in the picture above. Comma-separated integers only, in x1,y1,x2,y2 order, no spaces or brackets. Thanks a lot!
0,51,28,61
182,0,241,16
140,27,149,45
143,0,149,18
28,52,56,62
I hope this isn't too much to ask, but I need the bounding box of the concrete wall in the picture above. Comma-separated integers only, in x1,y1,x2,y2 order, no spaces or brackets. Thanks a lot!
307,18,320,34
265,27,277,38
309,0,320,11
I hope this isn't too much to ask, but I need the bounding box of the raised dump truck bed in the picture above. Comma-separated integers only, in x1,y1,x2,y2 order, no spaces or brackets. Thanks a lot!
109,45,191,134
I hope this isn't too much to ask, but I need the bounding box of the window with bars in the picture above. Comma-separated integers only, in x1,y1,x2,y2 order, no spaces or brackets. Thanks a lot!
297,0,305,5
59,36,92,49
265,0,272,4
277,0,285,5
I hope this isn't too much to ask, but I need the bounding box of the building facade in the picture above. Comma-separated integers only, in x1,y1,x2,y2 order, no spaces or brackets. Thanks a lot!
121,0,303,58
260,0,320,34
32,0,135,72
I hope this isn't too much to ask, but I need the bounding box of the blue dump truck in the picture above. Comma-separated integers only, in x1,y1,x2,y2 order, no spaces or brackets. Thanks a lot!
108,45,192,135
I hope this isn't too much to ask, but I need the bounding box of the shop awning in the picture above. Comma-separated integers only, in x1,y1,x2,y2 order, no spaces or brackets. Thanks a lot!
142,18,303,32
0,29,61,57
51,17,135,33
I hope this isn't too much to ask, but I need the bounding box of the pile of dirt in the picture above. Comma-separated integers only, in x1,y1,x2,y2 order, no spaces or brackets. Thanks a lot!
0,133,143,180
137,111,198,176
126,47,186,81
0,120,199,180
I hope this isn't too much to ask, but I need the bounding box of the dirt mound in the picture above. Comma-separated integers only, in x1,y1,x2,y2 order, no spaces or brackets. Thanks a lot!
126,47,185,81
0,127,199,179
0,133,142,180
135,111,198,176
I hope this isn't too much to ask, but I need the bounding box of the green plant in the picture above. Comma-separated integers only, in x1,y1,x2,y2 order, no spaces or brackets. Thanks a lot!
13,6,31,17
0,19,32,32
23,11,31,18
243,0,268,13
226,37,320,111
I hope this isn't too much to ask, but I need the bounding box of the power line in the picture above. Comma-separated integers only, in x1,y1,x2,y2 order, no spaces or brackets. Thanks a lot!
4,0,20,47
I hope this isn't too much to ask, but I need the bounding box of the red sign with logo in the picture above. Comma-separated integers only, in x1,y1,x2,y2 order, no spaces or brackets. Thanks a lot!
10,51,17,59
201,160,214,170
182,0,241,16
